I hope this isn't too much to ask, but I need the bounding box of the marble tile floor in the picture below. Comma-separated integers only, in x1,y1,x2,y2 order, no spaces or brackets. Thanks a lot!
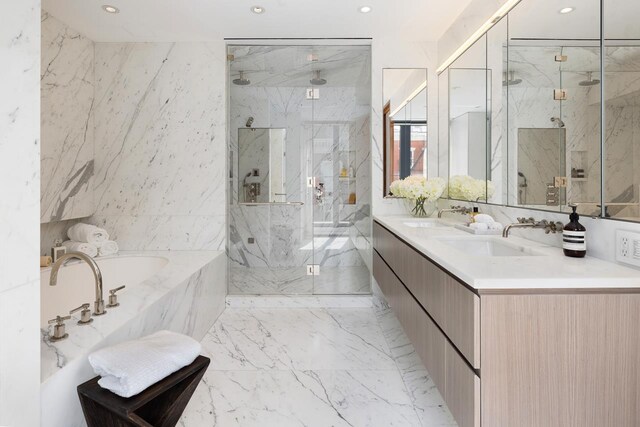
178,300,457,426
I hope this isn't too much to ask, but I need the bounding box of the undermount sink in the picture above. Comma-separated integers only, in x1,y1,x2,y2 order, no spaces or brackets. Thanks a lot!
403,219,448,228
436,237,544,257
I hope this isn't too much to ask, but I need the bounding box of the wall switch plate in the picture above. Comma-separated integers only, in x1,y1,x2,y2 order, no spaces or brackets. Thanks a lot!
616,230,640,268
306,265,320,276
555,54,567,62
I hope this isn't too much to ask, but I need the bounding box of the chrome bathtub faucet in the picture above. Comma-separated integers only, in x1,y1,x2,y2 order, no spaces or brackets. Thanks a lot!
49,251,107,316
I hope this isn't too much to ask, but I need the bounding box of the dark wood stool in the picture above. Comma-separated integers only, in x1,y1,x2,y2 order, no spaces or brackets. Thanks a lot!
77,355,210,427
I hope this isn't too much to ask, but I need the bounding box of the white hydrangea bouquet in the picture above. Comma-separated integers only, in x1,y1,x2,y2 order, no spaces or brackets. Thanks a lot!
390,176,446,217
448,175,495,201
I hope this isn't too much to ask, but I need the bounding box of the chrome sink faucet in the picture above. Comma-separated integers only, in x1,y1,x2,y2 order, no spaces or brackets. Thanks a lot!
49,252,106,316
437,205,473,218
502,217,564,238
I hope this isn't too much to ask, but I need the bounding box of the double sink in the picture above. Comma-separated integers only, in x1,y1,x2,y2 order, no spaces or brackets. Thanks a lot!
402,219,545,257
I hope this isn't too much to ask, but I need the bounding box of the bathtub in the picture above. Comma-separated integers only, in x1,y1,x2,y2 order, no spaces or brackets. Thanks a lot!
40,251,226,427
41,255,168,328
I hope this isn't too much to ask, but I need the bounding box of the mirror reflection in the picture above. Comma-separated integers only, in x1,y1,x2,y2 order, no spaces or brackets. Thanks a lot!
382,68,428,196
448,35,492,202
238,128,286,203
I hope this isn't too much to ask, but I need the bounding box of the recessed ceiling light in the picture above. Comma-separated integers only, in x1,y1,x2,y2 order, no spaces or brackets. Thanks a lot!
359,6,372,13
251,6,265,14
101,4,119,14
559,7,575,14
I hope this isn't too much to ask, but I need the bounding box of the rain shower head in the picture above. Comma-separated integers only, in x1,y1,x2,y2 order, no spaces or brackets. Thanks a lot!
310,70,327,86
233,71,251,86
579,72,600,86
503,71,522,86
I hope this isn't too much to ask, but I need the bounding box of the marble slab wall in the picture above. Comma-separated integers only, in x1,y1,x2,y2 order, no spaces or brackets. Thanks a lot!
90,42,227,251
40,12,95,223
0,0,41,425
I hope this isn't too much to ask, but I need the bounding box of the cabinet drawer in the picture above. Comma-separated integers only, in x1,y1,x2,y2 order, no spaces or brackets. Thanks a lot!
374,221,480,369
445,340,480,427
373,250,446,394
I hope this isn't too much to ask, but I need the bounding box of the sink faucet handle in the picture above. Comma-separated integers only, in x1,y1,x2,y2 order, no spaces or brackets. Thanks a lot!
69,303,93,325
47,315,71,341
107,285,126,308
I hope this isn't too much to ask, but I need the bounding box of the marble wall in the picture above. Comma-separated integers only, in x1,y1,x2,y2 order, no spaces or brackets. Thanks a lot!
41,12,95,223
88,42,227,251
0,0,41,425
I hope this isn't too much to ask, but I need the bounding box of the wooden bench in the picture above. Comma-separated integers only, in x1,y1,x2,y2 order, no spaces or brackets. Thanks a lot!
77,355,210,427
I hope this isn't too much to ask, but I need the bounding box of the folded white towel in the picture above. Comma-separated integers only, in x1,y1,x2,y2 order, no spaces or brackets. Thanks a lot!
488,222,503,231
474,214,495,224
88,330,201,398
469,222,489,231
67,223,109,245
62,241,98,258
97,240,119,257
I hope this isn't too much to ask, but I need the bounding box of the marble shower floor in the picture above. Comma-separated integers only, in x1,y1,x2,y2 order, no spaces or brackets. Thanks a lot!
178,301,457,426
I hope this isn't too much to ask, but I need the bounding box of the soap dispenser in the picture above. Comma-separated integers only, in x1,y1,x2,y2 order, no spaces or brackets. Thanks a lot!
563,204,586,258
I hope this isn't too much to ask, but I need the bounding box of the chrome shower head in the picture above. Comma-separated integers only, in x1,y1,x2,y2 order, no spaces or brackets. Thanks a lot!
502,71,522,86
578,72,600,86
245,117,254,128
310,70,327,86
233,71,251,86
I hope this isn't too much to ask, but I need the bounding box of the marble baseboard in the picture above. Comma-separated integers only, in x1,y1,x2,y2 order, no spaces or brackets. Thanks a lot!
226,295,373,308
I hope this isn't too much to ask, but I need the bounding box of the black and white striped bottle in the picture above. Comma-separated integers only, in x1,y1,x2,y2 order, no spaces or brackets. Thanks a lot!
563,204,586,258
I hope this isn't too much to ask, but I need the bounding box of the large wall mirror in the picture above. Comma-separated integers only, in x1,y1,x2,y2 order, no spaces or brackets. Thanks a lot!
440,0,640,222
382,68,427,196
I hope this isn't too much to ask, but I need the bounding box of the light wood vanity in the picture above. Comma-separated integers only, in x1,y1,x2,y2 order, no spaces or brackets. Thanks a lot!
373,219,640,427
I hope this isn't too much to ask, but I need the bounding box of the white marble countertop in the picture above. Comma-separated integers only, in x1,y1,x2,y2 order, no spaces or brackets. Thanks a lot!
374,214,640,291
41,250,224,383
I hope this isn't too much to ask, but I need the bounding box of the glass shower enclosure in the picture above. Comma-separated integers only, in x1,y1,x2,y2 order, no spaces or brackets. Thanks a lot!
227,44,372,295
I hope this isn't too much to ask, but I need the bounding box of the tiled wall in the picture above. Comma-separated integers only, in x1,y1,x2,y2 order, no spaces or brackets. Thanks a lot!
0,0,41,425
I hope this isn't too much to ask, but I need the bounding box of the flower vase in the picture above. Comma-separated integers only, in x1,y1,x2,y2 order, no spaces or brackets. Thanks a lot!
405,198,437,218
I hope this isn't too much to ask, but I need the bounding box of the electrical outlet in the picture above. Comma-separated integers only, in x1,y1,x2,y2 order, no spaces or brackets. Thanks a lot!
616,230,640,268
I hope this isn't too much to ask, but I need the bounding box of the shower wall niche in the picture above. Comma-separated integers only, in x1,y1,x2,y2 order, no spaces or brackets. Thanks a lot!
227,45,372,295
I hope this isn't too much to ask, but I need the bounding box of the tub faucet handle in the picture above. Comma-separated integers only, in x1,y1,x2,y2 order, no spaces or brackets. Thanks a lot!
70,303,93,325
107,285,126,308
47,315,71,341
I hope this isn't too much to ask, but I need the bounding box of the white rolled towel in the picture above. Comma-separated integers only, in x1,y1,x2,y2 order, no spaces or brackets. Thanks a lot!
67,223,109,245
473,214,495,224
88,330,201,398
62,241,98,258
488,222,504,231
97,240,119,257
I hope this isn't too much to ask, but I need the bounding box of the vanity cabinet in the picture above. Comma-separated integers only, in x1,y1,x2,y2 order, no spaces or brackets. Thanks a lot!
373,220,640,427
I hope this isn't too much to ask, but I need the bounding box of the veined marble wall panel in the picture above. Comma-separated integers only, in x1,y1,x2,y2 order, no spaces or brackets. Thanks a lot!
0,0,41,425
41,12,95,223
91,42,227,250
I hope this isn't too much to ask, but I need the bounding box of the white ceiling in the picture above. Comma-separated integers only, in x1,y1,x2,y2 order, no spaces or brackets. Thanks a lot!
42,0,474,42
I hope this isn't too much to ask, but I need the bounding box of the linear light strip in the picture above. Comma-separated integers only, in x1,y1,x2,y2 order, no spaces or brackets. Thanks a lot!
390,81,428,117
436,0,522,74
